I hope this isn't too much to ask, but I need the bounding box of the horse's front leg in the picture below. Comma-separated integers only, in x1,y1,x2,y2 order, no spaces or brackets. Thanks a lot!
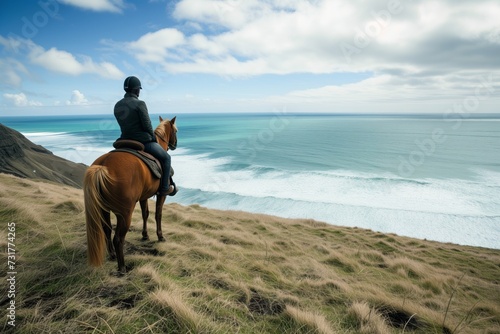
155,195,167,242
140,199,149,241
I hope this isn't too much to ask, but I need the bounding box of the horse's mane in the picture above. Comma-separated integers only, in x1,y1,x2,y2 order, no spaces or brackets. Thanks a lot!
155,119,177,138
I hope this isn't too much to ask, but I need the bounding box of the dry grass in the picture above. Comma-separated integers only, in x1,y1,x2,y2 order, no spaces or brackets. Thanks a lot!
151,288,210,333
285,305,335,334
347,301,392,334
1,172,499,333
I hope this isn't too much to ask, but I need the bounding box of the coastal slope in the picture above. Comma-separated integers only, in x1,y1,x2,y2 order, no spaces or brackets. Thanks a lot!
0,173,499,333
0,124,87,188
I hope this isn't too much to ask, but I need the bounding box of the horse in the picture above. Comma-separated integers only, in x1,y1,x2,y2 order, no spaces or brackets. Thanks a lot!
84,116,177,273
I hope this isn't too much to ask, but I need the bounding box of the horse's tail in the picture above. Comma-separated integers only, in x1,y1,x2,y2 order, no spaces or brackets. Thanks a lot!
83,165,114,267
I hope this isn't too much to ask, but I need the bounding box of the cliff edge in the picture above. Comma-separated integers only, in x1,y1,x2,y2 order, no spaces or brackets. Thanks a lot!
0,123,87,188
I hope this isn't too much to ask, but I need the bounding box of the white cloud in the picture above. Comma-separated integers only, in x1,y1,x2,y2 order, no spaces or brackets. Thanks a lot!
173,0,282,30
124,0,500,79
29,46,124,79
66,90,89,105
116,0,500,111
126,28,185,63
0,36,125,80
58,0,126,13
266,71,500,114
3,93,42,107
286,75,447,104
0,58,30,87
30,47,84,75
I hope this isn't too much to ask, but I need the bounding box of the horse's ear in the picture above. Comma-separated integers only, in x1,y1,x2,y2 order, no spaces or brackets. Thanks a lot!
171,116,176,125
159,116,164,122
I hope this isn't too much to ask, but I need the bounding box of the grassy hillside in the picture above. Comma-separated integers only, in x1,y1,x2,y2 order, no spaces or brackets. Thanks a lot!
0,173,499,333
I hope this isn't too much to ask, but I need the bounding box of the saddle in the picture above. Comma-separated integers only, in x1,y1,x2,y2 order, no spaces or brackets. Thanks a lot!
111,139,173,179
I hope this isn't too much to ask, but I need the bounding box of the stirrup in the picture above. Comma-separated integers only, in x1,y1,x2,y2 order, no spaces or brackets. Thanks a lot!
157,185,174,197
169,181,178,196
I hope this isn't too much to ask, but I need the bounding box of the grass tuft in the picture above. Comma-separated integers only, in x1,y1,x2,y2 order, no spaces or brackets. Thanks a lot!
347,301,392,334
285,305,335,334
150,288,207,333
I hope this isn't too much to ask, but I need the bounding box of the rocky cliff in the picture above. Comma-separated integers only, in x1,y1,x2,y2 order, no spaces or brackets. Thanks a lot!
0,123,87,188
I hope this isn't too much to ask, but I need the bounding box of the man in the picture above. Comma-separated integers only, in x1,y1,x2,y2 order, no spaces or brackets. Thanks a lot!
114,76,175,196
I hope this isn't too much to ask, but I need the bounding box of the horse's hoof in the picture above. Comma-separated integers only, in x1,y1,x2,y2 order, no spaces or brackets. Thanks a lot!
142,236,149,241
112,269,126,277
158,236,166,242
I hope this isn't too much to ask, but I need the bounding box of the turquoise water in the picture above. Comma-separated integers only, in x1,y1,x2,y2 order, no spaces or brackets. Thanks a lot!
2,113,499,248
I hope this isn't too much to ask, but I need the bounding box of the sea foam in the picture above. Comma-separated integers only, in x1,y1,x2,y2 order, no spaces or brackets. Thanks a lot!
171,148,500,249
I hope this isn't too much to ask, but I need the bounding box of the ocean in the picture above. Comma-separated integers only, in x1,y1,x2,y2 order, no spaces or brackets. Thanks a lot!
1,113,499,249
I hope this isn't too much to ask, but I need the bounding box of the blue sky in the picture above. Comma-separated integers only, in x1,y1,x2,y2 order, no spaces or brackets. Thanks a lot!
1,0,499,116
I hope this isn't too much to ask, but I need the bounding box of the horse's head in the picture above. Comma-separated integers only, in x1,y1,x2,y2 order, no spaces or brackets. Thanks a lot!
155,116,178,151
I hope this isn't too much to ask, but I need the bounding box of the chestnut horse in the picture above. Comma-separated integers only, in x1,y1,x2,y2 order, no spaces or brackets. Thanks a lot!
84,116,177,273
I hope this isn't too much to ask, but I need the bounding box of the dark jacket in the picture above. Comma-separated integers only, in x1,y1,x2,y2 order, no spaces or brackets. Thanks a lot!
114,92,155,143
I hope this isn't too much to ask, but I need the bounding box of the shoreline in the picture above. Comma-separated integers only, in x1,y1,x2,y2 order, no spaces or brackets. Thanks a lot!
2,171,498,251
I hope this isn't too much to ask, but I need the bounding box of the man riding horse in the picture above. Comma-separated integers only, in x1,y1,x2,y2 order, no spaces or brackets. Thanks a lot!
114,76,176,197
84,76,179,273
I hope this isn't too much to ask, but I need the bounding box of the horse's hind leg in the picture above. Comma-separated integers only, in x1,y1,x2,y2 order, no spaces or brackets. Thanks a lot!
102,210,116,260
140,199,149,241
113,211,132,274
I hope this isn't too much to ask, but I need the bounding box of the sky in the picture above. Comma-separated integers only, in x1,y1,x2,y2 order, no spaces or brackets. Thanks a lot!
0,0,499,116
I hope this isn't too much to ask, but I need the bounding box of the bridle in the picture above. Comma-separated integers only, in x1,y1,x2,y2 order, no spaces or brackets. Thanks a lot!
155,124,177,151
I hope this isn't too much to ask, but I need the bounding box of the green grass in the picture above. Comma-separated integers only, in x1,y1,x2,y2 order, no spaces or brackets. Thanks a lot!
1,173,499,333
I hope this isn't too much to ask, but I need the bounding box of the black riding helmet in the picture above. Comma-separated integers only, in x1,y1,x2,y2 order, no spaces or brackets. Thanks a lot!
123,76,142,91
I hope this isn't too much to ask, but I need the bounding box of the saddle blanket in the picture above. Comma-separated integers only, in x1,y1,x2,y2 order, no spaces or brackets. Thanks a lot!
111,148,163,179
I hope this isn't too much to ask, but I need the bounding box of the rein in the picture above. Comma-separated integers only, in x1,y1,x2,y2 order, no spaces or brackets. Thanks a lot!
155,129,176,150
155,131,169,146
